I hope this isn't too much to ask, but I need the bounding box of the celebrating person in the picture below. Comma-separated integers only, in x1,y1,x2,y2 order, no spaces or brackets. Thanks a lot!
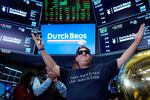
31,23,145,100
32,67,66,100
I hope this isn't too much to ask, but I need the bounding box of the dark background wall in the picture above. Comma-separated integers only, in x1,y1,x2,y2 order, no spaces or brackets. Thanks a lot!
0,51,122,69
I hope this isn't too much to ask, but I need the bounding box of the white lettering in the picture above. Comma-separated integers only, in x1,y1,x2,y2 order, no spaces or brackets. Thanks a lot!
113,1,131,12
2,36,21,44
47,33,87,40
9,8,27,17
47,33,69,40
119,34,134,42
69,71,100,84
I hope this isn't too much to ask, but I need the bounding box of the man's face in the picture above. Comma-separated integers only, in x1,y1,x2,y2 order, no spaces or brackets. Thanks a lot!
76,48,92,67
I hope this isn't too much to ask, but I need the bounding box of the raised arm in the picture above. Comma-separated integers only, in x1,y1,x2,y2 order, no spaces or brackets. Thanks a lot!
32,77,52,96
117,23,145,69
31,33,60,76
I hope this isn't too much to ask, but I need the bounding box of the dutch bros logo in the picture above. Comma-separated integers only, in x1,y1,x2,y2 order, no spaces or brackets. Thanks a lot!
47,32,87,45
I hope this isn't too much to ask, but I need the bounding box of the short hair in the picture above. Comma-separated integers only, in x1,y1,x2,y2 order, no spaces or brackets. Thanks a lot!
76,45,90,55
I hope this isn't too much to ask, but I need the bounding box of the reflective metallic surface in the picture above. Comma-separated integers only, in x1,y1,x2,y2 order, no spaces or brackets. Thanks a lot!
117,50,150,100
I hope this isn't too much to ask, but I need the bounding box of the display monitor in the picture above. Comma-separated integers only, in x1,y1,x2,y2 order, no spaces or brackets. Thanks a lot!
5,83,13,93
42,0,94,23
0,82,5,96
92,0,150,27
0,20,36,54
41,24,96,55
0,0,43,28
0,82,14,99
98,12,150,56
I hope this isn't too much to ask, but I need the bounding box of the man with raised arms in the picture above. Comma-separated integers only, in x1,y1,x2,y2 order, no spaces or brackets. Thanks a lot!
31,23,145,100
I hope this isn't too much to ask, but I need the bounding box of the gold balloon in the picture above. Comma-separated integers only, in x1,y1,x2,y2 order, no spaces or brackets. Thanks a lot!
117,50,150,100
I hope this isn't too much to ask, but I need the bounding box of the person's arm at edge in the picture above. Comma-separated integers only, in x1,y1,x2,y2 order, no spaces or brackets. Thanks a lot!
117,23,145,69
55,81,67,98
32,77,40,96
31,33,60,76
32,77,52,96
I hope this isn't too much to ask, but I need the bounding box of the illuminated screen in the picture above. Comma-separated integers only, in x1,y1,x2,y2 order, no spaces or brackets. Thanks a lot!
92,0,150,27
0,82,14,99
0,20,36,54
0,0,43,28
99,12,150,56
41,24,96,55
5,83,13,93
0,82,5,96
42,0,94,23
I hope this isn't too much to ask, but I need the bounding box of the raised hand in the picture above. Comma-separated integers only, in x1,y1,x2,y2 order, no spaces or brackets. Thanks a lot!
132,23,145,42
117,23,145,69
31,33,44,50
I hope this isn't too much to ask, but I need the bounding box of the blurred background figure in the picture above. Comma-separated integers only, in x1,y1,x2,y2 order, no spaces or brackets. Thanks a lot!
32,67,66,100
13,72,36,100
108,79,120,100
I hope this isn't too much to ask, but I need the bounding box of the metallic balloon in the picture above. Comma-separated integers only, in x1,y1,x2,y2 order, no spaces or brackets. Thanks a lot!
117,50,150,100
